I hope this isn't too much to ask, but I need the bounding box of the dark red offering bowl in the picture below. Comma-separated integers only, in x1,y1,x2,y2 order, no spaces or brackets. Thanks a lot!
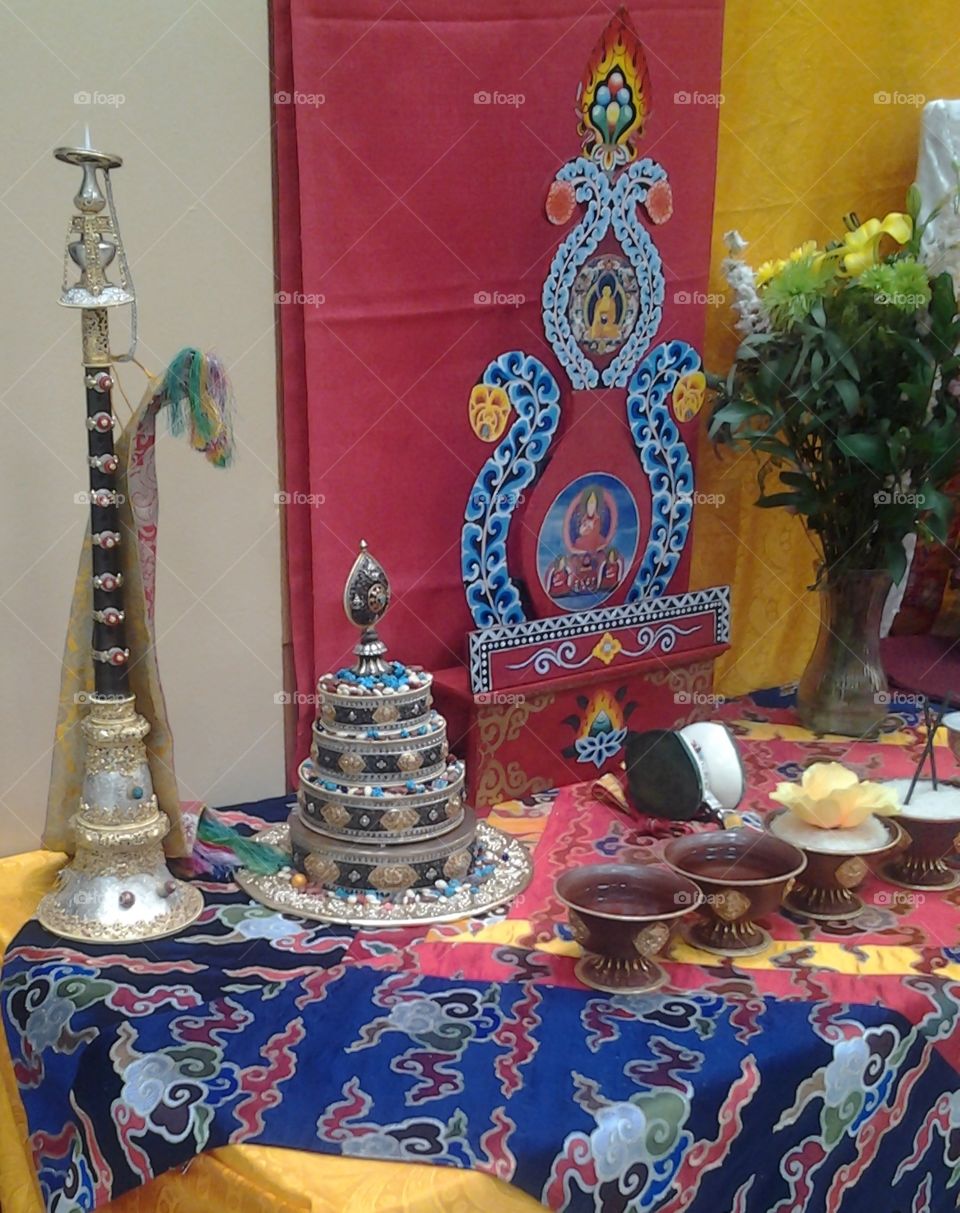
881,779,960,892
555,863,702,994
663,827,806,956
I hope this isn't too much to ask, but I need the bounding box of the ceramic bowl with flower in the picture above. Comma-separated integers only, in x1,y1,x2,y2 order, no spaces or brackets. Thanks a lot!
767,762,901,919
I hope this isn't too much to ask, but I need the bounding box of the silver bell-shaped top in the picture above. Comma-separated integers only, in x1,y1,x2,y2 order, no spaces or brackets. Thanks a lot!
343,540,391,676
55,145,134,309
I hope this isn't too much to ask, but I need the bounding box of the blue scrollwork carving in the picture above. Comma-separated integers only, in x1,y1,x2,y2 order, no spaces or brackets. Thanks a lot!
461,352,561,627
606,159,667,387
626,340,698,600
541,157,668,390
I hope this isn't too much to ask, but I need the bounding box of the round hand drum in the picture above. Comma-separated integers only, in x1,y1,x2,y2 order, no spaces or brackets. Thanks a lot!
624,722,745,823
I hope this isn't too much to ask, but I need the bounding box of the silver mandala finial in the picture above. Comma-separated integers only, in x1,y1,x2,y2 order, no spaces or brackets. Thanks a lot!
344,541,391,675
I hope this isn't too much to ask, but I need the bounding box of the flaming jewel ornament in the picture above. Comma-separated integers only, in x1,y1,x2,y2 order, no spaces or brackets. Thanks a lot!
577,7,650,172
37,142,203,942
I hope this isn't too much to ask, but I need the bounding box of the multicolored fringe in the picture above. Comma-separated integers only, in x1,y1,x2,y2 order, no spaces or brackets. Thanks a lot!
176,808,289,880
144,352,275,876
160,347,235,467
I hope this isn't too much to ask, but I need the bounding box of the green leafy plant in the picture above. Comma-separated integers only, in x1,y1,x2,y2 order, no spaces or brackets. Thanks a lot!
710,190,960,584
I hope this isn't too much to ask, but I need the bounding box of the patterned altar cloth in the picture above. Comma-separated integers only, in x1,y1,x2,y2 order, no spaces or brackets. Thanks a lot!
4,692,960,1213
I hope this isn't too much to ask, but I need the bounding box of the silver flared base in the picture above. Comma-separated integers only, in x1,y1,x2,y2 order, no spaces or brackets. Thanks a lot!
37,811,203,943
38,694,203,943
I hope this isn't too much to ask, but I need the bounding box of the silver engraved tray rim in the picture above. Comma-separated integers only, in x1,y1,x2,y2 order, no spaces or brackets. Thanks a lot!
236,819,533,929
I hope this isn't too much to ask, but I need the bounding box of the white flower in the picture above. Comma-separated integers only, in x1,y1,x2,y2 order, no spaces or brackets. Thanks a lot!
721,231,770,336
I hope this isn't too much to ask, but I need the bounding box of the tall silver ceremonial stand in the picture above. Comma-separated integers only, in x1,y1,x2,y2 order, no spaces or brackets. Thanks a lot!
37,145,202,942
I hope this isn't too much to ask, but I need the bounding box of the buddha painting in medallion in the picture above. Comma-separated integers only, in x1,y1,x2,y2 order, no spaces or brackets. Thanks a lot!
570,254,639,355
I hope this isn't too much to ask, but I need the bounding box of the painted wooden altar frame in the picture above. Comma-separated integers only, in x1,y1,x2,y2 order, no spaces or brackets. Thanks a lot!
433,8,730,806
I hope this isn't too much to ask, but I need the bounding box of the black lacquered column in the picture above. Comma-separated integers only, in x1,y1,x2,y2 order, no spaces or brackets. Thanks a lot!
84,339,128,696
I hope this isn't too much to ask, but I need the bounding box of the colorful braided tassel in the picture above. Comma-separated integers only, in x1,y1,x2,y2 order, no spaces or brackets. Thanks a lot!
178,808,289,879
153,350,273,878
161,347,235,467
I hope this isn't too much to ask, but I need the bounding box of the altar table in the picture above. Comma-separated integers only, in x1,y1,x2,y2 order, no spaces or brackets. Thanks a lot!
3,692,960,1213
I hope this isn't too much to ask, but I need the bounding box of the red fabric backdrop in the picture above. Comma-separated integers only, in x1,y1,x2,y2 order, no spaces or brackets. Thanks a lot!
273,0,725,776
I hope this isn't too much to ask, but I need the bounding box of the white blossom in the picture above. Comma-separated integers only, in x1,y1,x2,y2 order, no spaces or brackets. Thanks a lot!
721,230,770,336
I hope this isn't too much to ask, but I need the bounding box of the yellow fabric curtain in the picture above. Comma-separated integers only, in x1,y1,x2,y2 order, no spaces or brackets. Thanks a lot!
693,0,960,697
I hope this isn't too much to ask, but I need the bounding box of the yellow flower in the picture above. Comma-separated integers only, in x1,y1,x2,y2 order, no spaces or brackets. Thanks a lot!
672,371,707,422
786,240,818,263
755,258,786,288
770,761,901,829
838,212,913,276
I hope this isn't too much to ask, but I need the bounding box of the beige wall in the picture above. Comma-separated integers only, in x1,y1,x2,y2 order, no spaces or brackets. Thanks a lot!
0,1,284,855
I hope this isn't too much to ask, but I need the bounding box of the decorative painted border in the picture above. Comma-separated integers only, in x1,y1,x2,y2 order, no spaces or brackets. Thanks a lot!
626,339,697,600
461,352,561,627
467,584,730,694
506,620,699,677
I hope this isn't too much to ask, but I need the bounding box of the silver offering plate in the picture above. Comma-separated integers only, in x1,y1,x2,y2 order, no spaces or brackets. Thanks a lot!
235,820,533,928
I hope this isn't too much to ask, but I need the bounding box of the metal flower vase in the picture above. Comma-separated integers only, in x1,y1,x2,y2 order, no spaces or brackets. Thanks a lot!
796,570,891,737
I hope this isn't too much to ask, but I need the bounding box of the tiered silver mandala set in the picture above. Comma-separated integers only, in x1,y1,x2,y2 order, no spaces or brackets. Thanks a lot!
236,543,532,926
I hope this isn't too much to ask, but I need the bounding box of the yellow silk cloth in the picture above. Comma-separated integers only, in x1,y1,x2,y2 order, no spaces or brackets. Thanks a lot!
692,0,960,697
0,847,542,1213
